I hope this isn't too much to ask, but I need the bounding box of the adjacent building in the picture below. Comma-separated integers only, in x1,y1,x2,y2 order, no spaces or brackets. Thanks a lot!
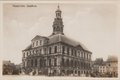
2,60,21,75
3,60,15,75
91,58,107,77
106,56,118,77
22,5,92,76
91,56,118,77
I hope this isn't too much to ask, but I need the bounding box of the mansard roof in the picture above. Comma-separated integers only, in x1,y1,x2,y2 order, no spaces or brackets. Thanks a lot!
48,34,88,51
23,34,90,52
23,44,32,51
31,35,48,41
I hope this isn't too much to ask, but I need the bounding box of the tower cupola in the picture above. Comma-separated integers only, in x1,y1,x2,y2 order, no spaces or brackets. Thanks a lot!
52,5,64,35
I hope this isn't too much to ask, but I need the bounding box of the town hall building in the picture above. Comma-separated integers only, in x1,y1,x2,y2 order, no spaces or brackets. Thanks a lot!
22,5,92,76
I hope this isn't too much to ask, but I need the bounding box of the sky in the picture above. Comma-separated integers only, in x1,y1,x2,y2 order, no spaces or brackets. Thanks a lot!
2,2,119,64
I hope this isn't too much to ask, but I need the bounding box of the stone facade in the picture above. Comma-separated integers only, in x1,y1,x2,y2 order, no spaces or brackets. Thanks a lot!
22,5,92,76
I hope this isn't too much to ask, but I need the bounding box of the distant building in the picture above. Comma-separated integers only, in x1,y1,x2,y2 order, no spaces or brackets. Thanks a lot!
106,56,118,77
3,60,15,75
3,60,21,75
91,58,107,77
98,63,107,75
91,56,118,77
15,63,23,74
22,5,92,76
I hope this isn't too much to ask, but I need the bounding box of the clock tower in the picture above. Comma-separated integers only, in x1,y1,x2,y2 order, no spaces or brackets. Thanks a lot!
52,5,64,35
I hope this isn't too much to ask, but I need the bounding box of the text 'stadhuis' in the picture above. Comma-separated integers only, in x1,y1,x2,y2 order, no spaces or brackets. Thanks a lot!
22,5,92,76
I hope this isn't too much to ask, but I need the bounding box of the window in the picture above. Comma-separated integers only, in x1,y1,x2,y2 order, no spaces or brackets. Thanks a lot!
40,40,42,45
89,55,91,60
62,58,65,66
54,58,57,66
44,59,46,67
54,46,57,53
49,47,52,54
23,52,25,57
39,49,41,54
81,62,83,69
36,50,38,54
81,52,83,58
71,60,73,67
62,46,65,54
75,61,77,67
27,52,29,57
67,47,69,55
32,42,34,47
75,70,77,74
31,59,33,67
49,59,51,66
66,59,69,67
27,60,30,67
35,59,37,67
71,49,73,56
44,48,47,54
87,54,88,59
74,50,77,56
39,59,42,68
36,41,39,46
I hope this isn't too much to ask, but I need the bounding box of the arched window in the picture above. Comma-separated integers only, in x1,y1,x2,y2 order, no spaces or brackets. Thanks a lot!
54,46,57,53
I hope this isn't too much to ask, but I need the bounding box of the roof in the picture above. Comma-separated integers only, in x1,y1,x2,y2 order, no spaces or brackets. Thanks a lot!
107,56,118,62
24,44,32,51
23,34,90,52
48,34,89,51
31,35,48,41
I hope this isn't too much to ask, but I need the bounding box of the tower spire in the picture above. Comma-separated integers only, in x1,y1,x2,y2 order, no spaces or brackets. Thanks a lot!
52,5,64,35
58,4,60,10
